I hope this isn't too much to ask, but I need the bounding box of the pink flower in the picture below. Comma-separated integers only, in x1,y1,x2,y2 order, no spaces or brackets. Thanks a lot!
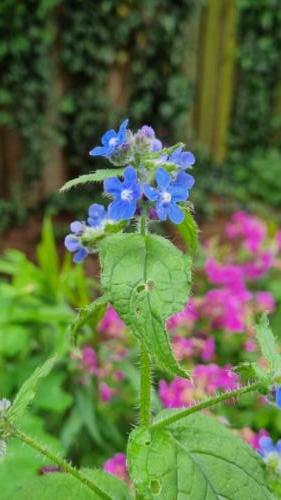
241,251,274,280
193,364,238,395
81,346,98,375
201,288,251,333
225,212,267,254
244,340,256,353
167,299,199,331
255,291,276,313
205,258,245,292
98,306,126,339
103,453,127,482
159,378,194,408
201,337,216,361
159,364,239,409
99,382,115,402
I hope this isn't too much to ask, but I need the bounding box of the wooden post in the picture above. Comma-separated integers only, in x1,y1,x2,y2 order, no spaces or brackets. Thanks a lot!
193,0,238,163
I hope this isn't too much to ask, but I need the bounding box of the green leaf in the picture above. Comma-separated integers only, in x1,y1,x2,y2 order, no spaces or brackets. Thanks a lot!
4,469,131,500
256,315,281,371
177,208,199,256
0,415,63,499
127,412,272,499
60,168,125,192
99,234,191,377
8,356,57,423
34,372,73,414
69,295,108,346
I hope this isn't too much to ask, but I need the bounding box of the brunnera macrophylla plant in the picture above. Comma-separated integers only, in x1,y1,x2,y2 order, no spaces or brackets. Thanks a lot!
1,121,281,499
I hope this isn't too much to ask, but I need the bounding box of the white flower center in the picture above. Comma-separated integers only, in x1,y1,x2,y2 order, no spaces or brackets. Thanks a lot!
109,137,118,146
161,191,172,203
121,189,133,201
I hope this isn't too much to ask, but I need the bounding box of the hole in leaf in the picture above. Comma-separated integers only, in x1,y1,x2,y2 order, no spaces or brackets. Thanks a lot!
146,280,155,291
136,283,145,293
150,479,161,495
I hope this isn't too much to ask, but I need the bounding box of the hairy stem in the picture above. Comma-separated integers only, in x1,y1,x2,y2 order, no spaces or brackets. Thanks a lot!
150,381,263,430
10,425,111,500
139,342,151,426
138,215,147,236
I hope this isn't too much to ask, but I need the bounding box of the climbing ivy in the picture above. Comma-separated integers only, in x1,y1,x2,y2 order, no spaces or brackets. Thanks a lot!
230,0,281,152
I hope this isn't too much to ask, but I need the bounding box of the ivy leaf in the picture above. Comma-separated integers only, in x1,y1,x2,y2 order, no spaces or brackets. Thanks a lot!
99,233,191,377
177,208,199,255
127,412,272,499
69,294,108,346
60,168,125,192
7,356,57,423
5,469,132,500
256,315,281,371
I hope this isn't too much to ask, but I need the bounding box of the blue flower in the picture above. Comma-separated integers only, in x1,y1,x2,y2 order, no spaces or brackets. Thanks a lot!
64,221,88,263
168,146,195,170
87,203,106,228
104,166,141,221
89,119,129,158
258,436,281,474
276,387,281,408
144,167,194,224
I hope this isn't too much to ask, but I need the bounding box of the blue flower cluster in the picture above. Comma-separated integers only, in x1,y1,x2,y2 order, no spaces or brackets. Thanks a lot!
259,436,281,475
275,386,281,408
65,119,196,261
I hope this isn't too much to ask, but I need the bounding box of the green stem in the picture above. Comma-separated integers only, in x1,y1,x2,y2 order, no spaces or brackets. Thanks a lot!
150,381,263,430
139,215,147,236
139,342,151,427
10,425,111,500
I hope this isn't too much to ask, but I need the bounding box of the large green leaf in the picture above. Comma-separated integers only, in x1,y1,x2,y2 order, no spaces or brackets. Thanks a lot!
256,315,281,371
177,208,199,256
60,168,125,192
8,356,57,423
127,412,272,499
98,233,191,377
4,469,132,500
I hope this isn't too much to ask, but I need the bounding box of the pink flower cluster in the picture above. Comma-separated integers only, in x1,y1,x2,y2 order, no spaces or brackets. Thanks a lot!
103,453,128,482
159,364,239,408
73,306,128,403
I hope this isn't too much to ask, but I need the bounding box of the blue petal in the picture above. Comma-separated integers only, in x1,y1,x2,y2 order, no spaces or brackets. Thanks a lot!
175,171,195,189
156,167,171,189
143,184,159,201
183,151,196,166
65,235,80,252
276,386,281,408
73,248,88,263
151,138,162,151
88,203,106,219
70,221,84,234
259,436,273,453
123,166,138,186
89,146,108,157
167,203,184,224
108,199,137,221
155,203,168,221
118,119,129,138
101,129,116,146
172,186,189,202
104,177,122,196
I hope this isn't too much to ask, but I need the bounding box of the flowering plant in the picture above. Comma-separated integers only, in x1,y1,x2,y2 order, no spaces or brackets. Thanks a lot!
0,121,280,499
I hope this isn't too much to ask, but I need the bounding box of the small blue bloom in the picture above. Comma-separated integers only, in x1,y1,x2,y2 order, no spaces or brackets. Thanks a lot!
144,167,194,224
104,166,141,221
168,146,195,170
276,387,281,408
87,203,106,228
64,221,88,263
89,119,129,158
